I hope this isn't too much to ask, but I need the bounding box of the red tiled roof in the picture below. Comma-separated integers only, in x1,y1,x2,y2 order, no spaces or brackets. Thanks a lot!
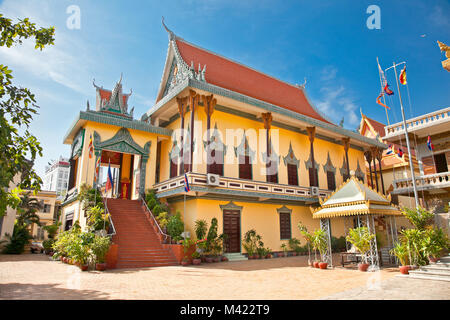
175,39,332,124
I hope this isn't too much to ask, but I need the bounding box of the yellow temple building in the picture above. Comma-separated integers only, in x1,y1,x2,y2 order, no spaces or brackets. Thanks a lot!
60,23,399,267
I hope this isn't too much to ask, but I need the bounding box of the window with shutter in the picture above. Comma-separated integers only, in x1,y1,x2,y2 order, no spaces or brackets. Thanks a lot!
209,149,224,176
266,161,278,183
239,155,252,180
170,156,178,178
287,164,298,186
309,168,318,187
434,153,448,173
279,212,291,239
327,171,336,191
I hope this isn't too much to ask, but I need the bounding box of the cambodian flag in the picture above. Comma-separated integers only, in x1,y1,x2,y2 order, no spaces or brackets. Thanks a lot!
184,173,190,192
397,148,404,157
386,145,394,155
427,136,434,151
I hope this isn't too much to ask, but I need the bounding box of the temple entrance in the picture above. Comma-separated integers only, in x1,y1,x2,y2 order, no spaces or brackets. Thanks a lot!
223,210,241,253
98,150,139,200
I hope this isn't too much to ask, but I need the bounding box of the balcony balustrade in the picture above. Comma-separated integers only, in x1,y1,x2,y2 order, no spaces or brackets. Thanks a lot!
392,171,450,194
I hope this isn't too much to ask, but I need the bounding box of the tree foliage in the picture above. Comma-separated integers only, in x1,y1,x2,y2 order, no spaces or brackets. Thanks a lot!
0,14,55,217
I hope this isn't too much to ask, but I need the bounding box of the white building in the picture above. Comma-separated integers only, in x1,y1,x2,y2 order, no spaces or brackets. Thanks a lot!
43,157,70,195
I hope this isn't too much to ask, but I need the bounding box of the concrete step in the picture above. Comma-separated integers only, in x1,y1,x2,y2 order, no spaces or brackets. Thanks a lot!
408,272,450,282
414,266,450,274
224,253,248,261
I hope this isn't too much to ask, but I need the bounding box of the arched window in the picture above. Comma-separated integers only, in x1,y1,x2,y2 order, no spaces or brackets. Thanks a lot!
340,156,350,181
169,137,180,178
305,152,319,187
204,123,226,176
263,139,279,184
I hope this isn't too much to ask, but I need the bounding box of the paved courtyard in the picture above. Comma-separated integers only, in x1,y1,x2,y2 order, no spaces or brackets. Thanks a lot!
0,254,449,300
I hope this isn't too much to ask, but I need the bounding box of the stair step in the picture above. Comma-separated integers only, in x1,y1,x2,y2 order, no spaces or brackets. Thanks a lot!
409,270,450,278
408,273,450,282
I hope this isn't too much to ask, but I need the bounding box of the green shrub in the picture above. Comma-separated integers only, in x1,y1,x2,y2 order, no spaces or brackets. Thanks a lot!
194,219,208,240
91,236,111,263
288,238,301,251
3,224,32,254
402,206,434,230
87,205,110,231
166,212,184,240
42,239,55,252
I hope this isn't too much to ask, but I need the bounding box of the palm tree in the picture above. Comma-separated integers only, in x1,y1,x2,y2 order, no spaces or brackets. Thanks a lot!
16,193,42,227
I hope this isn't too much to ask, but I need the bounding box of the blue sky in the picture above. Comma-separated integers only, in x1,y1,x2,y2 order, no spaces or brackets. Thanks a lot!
1,0,449,178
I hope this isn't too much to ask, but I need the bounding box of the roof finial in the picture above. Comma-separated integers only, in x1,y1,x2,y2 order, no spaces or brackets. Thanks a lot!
86,99,90,111
162,16,175,40
119,73,123,84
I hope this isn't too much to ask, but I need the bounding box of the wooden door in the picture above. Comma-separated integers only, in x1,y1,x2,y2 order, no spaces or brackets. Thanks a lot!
223,210,240,253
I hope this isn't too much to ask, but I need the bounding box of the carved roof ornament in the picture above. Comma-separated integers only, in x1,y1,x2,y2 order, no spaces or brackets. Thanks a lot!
437,41,450,72
283,142,300,167
234,131,255,161
161,17,207,98
261,112,273,130
322,152,336,174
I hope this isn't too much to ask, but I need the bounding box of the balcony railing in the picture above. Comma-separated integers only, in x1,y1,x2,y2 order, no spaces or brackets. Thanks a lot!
384,107,450,138
392,171,450,194
153,172,332,199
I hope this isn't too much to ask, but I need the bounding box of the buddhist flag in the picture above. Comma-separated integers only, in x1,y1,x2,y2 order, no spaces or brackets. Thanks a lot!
88,135,94,158
427,136,434,151
105,161,114,193
384,82,394,95
399,67,407,85
94,157,101,182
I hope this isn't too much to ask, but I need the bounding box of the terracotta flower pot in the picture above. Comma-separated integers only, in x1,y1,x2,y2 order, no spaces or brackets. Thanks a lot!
429,256,438,263
80,264,88,271
213,256,220,262
313,261,320,268
205,257,214,263
221,256,228,262
201,256,206,263
358,263,369,272
253,255,259,259
293,252,298,256
181,260,190,266
192,258,202,265
96,263,107,271
319,262,328,269
399,265,410,274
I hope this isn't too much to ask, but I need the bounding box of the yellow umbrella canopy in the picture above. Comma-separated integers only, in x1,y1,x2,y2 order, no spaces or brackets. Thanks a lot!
312,177,402,219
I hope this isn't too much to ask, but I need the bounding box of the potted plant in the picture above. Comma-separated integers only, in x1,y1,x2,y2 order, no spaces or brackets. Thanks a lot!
280,243,288,257
421,227,449,264
390,242,410,274
288,238,300,256
192,251,202,265
91,235,110,271
221,255,228,262
313,229,329,269
181,256,190,266
298,223,314,266
346,227,375,272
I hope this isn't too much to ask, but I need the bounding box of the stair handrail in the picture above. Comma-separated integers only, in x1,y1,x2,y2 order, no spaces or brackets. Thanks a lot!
102,196,116,237
139,194,171,244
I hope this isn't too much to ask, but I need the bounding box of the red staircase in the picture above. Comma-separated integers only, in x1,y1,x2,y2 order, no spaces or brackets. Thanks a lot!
106,199,178,269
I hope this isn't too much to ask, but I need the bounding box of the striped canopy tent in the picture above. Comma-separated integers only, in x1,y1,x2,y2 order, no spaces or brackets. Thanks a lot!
311,175,402,269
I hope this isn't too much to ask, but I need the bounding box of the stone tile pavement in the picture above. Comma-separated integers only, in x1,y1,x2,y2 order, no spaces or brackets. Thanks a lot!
1,254,448,300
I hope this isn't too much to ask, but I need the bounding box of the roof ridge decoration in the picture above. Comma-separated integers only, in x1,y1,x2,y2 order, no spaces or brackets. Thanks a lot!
93,75,133,118
283,142,300,167
160,17,206,100
234,130,255,160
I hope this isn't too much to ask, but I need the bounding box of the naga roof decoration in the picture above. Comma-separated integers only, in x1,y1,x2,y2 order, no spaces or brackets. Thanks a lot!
156,18,331,124
234,131,255,160
283,142,300,167
322,152,336,174
261,137,280,164
93,74,133,118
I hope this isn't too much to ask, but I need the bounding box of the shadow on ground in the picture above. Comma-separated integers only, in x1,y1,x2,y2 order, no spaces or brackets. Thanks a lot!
0,283,110,300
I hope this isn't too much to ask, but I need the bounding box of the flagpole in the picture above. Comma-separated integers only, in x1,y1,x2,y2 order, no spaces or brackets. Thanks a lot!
391,61,419,208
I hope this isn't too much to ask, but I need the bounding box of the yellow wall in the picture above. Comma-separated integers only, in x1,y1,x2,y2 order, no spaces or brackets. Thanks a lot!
169,198,350,253
159,105,367,188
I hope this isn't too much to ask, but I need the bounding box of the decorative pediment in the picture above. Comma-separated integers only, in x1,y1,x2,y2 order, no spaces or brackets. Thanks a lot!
322,152,336,174
93,75,133,117
93,127,150,156
169,133,180,160
283,142,300,167
304,151,319,171
262,138,280,164
340,155,349,177
355,160,365,181
219,201,243,212
234,131,255,160
203,123,227,154
71,128,85,159
277,205,292,214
